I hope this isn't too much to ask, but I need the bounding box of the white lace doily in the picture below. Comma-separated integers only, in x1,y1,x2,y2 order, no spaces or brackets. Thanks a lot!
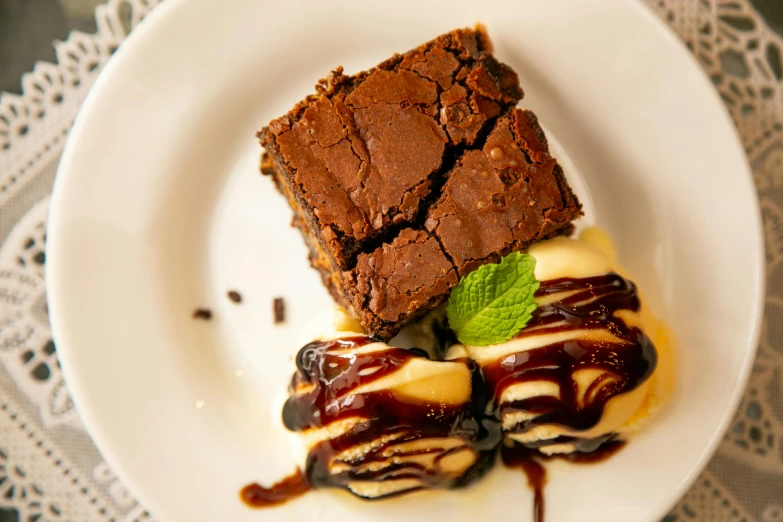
0,1,781,520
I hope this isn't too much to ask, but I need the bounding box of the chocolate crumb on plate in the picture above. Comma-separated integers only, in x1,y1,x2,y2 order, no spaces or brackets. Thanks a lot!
227,290,243,303
273,297,285,324
192,308,212,320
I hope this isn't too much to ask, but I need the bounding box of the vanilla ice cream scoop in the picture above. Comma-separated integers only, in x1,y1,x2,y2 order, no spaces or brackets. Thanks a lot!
282,308,496,499
448,229,671,455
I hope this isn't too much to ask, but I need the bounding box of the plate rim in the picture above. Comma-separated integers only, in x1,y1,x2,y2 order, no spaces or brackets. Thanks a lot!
46,0,766,520
627,3,765,518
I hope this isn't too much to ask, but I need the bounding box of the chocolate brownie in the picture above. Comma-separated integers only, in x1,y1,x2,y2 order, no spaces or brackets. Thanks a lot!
258,25,523,270
425,108,581,276
341,110,581,338
344,229,458,338
259,26,582,339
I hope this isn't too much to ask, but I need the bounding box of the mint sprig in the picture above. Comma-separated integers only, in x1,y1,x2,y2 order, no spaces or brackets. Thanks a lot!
446,252,539,346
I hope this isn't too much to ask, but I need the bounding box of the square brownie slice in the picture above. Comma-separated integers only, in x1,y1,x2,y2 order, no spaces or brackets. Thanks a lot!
339,109,582,338
258,26,524,270
259,27,581,339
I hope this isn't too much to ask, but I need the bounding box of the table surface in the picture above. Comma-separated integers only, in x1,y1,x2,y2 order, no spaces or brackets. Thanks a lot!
1,1,781,522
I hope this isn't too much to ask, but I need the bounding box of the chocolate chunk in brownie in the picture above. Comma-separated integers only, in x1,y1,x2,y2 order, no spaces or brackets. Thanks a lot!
258,25,523,270
425,109,582,275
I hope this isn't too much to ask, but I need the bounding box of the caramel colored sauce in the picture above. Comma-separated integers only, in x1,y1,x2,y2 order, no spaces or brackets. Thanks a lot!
240,469,311,507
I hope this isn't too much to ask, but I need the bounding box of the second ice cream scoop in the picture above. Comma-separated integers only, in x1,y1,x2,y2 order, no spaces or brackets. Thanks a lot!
282,308,496,499
448,230,670,455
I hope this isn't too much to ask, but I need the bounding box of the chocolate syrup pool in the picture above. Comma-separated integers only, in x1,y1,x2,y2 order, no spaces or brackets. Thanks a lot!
241,273,657,522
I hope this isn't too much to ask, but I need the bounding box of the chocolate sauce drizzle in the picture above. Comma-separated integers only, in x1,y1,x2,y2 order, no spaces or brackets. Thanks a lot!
279,336,496,498
501,439,627,522
483,273,657,446
486,273,656,522
240,469,311,507
241,273,657,520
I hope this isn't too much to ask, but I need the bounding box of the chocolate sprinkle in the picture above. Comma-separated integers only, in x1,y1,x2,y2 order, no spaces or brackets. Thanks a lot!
192,308,212,320
273,297,285,324
227,290,242,303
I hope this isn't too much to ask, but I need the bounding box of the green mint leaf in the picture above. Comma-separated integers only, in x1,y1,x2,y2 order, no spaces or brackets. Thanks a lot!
446,252,539,346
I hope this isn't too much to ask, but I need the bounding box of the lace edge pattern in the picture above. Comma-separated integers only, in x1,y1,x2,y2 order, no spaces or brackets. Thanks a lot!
1,388,152,522
645,1,783,522
645,0,783,160
0,0,161,208
0,197,157,520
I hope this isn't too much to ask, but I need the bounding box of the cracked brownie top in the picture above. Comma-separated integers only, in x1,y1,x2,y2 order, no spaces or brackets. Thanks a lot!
426,109,581,276
341,110,582,338
258,26,523,270
258,26,582,339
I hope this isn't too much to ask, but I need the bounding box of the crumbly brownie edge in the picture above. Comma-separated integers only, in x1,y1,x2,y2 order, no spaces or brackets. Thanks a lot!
296,218,354,313
259,129,360,269
354,290,451,341
551,163,582,219
271,25,502,128
263,153,353,308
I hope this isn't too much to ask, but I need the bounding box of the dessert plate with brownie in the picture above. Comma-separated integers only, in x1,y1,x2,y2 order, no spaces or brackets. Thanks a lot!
46,1,763,521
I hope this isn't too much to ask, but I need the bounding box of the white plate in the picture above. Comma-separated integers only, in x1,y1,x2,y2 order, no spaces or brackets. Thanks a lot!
47,0,764,521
